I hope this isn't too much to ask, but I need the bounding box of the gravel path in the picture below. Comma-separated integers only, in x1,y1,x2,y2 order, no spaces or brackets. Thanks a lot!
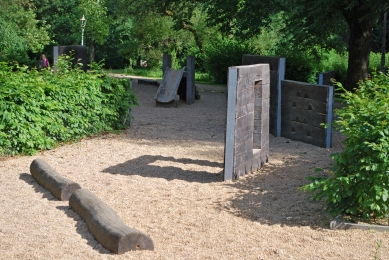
0,79,388,259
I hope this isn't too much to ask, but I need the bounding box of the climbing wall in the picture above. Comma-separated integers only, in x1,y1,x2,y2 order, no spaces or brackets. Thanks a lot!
280,80,334,148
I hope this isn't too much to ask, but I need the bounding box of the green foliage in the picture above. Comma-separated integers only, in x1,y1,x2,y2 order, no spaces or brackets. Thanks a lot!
204,38,252,84
300,72,389,219
0,56,137,156
0,0,50,63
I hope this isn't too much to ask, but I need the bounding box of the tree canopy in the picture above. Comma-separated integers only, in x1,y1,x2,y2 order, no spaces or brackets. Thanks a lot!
1,0,388,88
0,0,50,63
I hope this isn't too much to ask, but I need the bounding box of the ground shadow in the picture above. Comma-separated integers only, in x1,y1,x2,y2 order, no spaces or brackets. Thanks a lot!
19,173,57,201
102,155,224,183
56,205,112,255
219,158,332,229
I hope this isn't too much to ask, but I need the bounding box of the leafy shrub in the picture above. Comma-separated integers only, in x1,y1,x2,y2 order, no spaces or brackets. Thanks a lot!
204,38,252,84
300,72,389,219
0,56,137,156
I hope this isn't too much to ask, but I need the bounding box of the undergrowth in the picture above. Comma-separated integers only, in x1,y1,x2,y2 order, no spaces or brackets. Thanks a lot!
0,56,138,156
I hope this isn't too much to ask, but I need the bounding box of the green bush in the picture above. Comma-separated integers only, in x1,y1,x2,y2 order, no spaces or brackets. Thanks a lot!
0,57,137,156
204,38,252,84
300,72,389,219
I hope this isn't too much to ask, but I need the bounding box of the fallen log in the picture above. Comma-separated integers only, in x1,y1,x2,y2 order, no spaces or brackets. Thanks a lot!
69,189,154,254
30,158,81,201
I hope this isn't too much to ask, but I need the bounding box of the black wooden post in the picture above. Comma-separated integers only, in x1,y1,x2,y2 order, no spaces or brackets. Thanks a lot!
186,55,195,105
162,54,172,76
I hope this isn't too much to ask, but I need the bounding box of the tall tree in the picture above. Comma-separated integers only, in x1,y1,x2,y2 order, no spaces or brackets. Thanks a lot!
33,0,80,46
78,0,110,63
0,0,50,63
204,0,389,91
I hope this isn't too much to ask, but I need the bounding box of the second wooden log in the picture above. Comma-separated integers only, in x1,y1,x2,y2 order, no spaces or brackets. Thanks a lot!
69,189,154,254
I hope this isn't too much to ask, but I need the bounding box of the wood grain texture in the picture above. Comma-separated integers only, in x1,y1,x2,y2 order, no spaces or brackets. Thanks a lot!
69,189,154,254
30,158,81,201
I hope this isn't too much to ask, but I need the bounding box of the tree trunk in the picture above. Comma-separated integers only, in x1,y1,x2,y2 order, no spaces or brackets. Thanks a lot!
343,8,373,91
89,40,95,64
381,12,387,73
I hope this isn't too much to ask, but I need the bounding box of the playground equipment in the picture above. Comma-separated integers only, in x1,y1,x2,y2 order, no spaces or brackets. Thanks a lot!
29,159,154,254
224,64,270,180
158,55,199,107
155,67,185,107
242,55,334,148
30,158,81,201
70,189,154,253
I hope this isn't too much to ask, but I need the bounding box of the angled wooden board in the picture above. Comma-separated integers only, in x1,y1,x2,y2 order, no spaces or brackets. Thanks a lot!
155,67,184,104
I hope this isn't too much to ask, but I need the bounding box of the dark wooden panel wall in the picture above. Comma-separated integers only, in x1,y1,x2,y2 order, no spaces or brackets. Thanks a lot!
317,70,335,86
224,64,270,180
53,45,88,72
242,55,285,137
280,80,334,148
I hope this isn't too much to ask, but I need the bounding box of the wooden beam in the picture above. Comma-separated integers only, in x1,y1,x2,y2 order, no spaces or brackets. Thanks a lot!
69,189,154,254
30,158,81,201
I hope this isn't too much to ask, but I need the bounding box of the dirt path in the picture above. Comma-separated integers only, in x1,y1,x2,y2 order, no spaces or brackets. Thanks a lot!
0,79,387,259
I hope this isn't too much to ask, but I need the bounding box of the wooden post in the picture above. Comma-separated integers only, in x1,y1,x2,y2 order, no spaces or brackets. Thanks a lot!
186,55,195,105
162,54,172,76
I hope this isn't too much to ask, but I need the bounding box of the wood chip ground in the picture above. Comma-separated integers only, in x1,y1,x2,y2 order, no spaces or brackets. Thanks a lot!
0,80,388,259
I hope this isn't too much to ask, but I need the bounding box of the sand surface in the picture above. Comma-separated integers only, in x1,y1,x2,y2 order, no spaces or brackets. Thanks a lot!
0,79,388,259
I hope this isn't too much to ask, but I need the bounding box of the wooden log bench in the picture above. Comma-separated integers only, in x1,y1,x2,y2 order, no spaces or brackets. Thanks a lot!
30,158,81,201
69,189,154,254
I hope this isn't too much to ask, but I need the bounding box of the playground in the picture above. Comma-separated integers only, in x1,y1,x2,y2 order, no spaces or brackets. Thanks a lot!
1,79,389,259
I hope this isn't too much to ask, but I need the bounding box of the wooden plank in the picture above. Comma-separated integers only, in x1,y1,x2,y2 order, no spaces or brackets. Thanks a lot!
282,80,329,102
281,98,328,114
318,70,335,86
162,54,172,76
281,106,328,128
330,216,389,232
186,56,195,104
242,55,283,71
224,67,238,181
281,120,327,147
276,58,286,137
155,67,184,104
30,158,81,201
69,189,154,254
325,85,334,148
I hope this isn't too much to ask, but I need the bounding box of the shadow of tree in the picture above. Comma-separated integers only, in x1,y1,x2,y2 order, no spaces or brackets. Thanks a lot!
102,155,224,183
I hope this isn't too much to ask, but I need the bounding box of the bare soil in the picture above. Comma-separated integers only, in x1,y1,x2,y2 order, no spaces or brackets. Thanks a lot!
0,79,388,259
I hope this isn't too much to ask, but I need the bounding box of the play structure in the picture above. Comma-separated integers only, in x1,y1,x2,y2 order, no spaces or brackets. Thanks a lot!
242,55,285,137
281,80,334,148
155,67,185,107
155,55,199,107
242,55,334,148
224,64,270,181
30,159,81,201
30,159,154,254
